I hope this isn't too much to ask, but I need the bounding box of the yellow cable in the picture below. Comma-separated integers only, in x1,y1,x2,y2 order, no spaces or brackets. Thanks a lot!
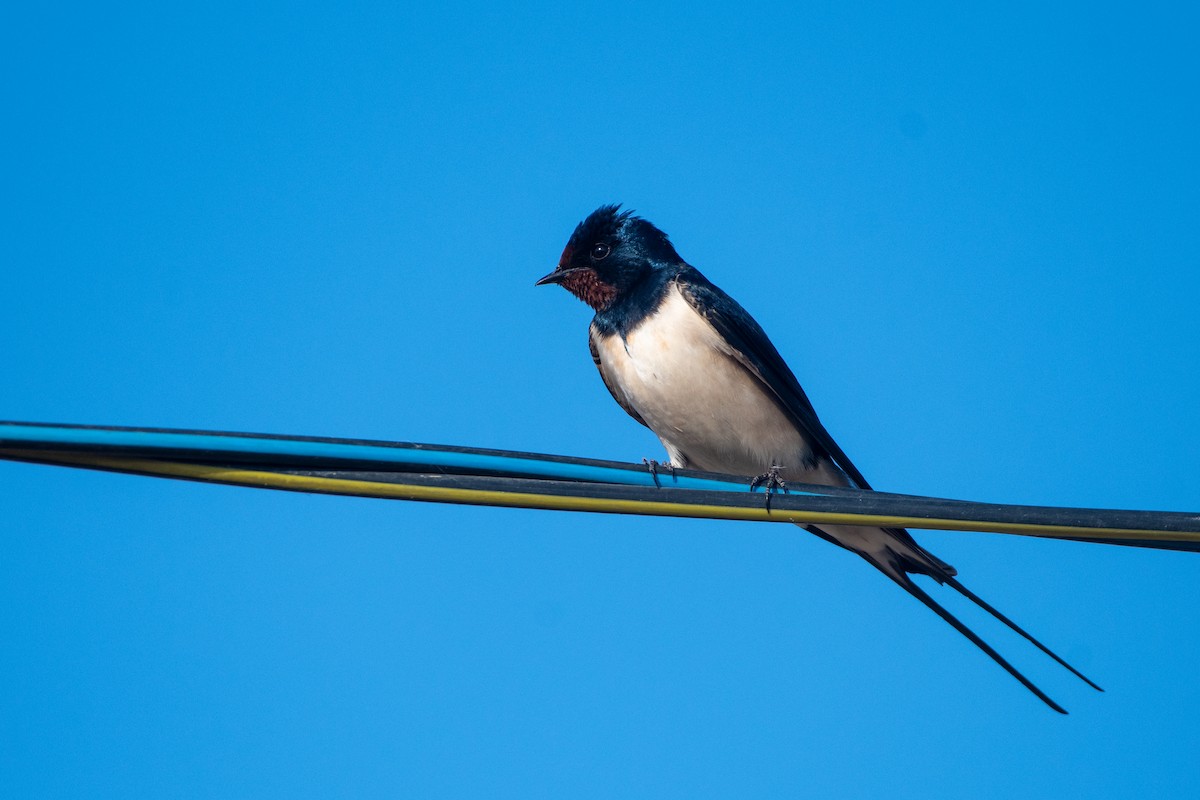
19,451,1198,546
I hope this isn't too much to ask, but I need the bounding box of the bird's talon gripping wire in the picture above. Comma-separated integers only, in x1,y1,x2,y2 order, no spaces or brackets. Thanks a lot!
643,458,677,488
643,458,661,487
750,464,788,510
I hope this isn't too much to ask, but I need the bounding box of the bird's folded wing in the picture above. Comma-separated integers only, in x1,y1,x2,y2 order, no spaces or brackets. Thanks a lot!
676,271,875,491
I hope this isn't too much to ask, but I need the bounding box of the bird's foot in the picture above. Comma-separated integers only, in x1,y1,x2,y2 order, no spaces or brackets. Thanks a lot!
642,458,676,488
750,464,788,510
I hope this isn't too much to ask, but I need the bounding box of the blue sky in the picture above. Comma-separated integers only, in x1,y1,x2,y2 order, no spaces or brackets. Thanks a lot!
3,2,1199,797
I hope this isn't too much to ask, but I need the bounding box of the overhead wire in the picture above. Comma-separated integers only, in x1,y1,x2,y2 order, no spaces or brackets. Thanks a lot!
2,421,1197,550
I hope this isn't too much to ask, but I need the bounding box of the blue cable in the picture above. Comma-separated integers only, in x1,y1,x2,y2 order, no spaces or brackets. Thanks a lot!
0,422,825,496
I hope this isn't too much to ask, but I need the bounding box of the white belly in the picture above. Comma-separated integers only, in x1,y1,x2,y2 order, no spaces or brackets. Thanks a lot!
593,284,815,477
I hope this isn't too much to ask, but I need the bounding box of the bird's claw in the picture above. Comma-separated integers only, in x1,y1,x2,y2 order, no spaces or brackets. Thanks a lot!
750,464,788,510
643,458,676,488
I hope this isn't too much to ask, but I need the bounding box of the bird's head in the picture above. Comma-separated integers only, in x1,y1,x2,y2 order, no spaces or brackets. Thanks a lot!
535,204,681,310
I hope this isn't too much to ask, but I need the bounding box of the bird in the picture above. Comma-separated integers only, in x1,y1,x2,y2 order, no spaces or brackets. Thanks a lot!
536,204,1100,713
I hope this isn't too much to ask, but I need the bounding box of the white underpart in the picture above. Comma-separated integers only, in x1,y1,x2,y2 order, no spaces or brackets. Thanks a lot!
592,283,924,568
593,284,821,479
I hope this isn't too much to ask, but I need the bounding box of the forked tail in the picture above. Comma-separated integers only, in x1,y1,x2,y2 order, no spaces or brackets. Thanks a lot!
809,524,1100,713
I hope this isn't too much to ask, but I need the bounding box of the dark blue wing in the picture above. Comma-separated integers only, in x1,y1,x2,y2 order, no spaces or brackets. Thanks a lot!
674,267,875,491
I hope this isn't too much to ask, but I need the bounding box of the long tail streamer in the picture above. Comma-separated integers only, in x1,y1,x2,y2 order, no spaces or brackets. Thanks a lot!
2,421,1197,551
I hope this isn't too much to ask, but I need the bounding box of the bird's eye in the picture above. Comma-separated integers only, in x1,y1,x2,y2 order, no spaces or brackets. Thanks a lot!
590,242,611,260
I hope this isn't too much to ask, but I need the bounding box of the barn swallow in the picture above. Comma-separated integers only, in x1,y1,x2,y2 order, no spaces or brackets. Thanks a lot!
536,204,1100,713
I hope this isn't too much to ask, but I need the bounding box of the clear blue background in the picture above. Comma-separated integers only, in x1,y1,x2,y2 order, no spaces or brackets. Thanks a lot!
3,2,1198,797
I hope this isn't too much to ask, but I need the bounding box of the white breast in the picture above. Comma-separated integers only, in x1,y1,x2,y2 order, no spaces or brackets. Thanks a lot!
592,284,815,477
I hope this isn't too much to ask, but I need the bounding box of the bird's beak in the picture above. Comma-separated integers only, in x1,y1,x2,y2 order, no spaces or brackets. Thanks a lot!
534,267,583,286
